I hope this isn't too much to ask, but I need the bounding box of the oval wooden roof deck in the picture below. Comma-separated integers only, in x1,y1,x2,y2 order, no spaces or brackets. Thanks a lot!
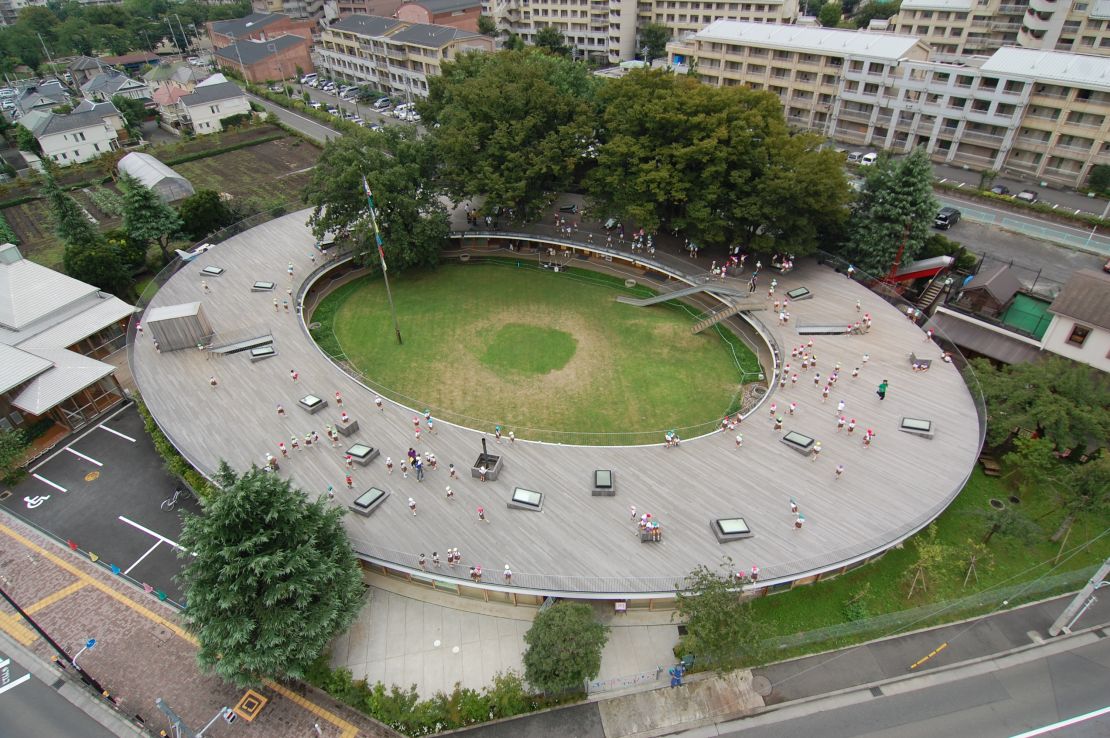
132,210,982,597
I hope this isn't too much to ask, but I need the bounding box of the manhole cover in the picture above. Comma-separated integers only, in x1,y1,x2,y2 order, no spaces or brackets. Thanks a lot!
151,625,173,643
1009,496,1021,505
752,675,772,696
989,498,1006,510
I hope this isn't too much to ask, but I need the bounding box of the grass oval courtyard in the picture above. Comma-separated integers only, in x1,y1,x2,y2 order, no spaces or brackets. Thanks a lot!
312,262,760,442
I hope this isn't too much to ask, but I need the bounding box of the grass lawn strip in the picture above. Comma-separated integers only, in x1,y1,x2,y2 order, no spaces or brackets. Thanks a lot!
321,262,756,438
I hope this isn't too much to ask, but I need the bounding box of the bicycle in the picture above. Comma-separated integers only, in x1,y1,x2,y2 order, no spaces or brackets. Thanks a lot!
161,488,182,512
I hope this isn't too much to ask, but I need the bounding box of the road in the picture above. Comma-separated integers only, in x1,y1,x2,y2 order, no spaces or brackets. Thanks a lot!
0,648,120,738
720,634,1110,738
247,81,409,145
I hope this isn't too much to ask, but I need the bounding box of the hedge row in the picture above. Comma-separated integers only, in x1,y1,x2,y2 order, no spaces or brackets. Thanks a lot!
134,396,216,503
163,132,286,166
0,211,17,244
302,656,565,737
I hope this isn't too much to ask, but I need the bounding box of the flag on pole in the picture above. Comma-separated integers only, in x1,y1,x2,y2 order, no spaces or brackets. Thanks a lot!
362,175,388,272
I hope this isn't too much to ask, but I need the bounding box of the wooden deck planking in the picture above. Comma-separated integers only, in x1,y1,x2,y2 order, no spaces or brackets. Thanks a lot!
133,210,981,594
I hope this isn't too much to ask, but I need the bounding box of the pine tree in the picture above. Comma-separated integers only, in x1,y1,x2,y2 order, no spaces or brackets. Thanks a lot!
120,172,183,264
177,463,366,687
844,147,938,277
40,169,101,250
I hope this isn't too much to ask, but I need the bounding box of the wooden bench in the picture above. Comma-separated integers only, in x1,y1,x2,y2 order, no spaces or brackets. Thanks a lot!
979,454,1002,477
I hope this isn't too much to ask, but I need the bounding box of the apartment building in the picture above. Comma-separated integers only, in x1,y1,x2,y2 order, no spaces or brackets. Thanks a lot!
890,0,1110,59
669,21,1110,187
396,0,483,32
208,12,318,47
316,14,493,98
483,0,799,63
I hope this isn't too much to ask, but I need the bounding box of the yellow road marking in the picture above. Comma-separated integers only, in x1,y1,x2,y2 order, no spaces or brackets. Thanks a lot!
0,521,364,737
266,680,359,738
0,610,37,645
24,581,88,615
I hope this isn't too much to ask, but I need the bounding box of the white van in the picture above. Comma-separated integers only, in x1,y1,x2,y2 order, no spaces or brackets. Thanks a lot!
860,152,879,166
300,73,318,84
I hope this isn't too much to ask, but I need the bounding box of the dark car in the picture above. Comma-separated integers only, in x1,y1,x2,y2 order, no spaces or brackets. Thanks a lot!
934,206,961,230
990,185,1010,195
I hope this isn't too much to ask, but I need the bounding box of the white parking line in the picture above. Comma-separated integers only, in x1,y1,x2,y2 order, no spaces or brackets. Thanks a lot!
0,672,31,695
99,424,136,442
117,515,185,550
64,447,103,466
123,540,162,575
29,402,134,472
32,474,67,493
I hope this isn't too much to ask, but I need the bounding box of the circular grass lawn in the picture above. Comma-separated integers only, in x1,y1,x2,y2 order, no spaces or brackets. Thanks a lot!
317,263,758,442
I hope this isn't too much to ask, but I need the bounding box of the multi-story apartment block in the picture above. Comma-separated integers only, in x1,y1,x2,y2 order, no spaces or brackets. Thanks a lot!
316,14,493,98
668,21,1110,188
483,0,799,63
890,0,1110,59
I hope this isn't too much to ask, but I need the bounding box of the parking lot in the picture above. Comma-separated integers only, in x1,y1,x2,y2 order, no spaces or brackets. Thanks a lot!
0,404,200,606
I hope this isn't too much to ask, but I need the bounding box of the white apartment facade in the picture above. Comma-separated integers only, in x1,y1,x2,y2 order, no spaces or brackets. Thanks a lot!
316,14,494,98
668,21,1110,187
890,0,1110,59
482,0,799,63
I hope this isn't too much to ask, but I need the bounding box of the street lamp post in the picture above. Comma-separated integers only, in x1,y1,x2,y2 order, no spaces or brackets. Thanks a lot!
72,638,96,669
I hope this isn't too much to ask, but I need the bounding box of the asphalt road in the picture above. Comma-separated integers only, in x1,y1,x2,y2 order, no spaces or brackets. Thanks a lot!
0,648,119,738
721,635,1110,737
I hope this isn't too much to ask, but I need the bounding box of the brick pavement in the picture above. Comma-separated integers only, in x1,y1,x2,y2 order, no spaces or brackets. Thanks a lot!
0,514,400,738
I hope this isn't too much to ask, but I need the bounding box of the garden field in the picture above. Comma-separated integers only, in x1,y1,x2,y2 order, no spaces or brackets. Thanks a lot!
314,262,760,440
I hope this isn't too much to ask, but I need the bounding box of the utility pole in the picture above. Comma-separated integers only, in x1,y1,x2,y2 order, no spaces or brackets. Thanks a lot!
176,14,191,55
362,176,403,345
37,33,57,73
1048,557,1110,636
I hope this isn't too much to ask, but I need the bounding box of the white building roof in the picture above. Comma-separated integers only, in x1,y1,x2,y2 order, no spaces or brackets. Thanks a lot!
0,247,99,331
898,0,973,11
980,47,1110,91
11,348,115,416
117,152,195,203
693,21,924,62
22,296,136,350
0,343,53,394
1091,0,1110,20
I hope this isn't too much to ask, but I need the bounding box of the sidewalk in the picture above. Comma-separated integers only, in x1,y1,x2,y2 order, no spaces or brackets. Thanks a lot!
0,513,400,738
452,588,1110,738
331,573,680,699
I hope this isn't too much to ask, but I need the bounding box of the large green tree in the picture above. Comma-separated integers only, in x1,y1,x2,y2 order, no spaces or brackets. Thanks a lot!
533,25,571,57
971,356,1110,451
178,463,366,688
41,170,101,251
303,126,450,271
423,48,600,222
674,561,767,668
587,69,850,253
178,189,236,240
120,172,182,264
111,95,146,134
522,602,608,693
818,1,843,26
843,147,937,277
62,240,131,297
639,22,670,63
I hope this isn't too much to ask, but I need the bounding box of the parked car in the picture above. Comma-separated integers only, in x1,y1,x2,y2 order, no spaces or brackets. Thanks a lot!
309,101,323,109
187,56,203,66
268,84,284,92
934,206,962,230
300,73,318,84
846,151,863,163
326,107,340,116
372,97,392,110
369,124,384,132
1016,189,1039,203
990,185,1011,195
860,152,879,166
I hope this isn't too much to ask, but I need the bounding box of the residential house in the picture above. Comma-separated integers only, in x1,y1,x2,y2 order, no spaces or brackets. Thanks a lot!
17,101,123,166
99,52,161,74
177,77,252,134
316,14,493,98
14,80,70,117
214,33,314,83
68,56,107,88
395,0,482,32
1041,269,1110,372
0,243,133,434
80,70,151,103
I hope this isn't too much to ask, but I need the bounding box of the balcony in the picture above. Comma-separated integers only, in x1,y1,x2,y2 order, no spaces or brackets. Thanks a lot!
997,4,1028,14
949,149,997,166
838,108,873,123
962,129,1006,145
1028,0,1058,12
1015,134,1051,147
1063,117,1104,129
1022,12,1052,32
1052,142,1094,155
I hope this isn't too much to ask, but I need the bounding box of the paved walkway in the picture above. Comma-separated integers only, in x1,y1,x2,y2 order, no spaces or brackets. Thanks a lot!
0,513,400,738
331,574,679,698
